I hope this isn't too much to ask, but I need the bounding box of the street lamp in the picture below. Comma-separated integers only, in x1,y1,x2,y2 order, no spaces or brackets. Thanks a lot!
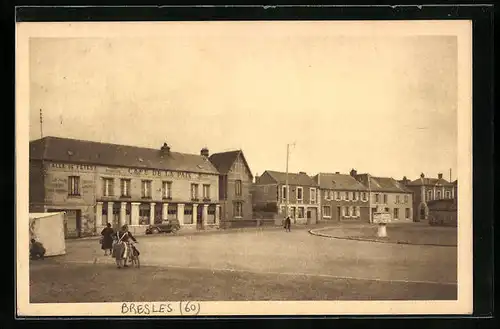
285,142,295,219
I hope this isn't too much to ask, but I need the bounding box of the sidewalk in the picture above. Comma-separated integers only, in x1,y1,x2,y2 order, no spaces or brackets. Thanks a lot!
75,222,333,241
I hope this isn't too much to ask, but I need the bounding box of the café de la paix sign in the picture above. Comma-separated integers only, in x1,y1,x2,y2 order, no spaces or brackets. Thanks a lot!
49,162,209,180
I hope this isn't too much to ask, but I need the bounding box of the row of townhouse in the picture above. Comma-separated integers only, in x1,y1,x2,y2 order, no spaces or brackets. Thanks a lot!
29,136,458,237
29,136,255,238
252,169,458,224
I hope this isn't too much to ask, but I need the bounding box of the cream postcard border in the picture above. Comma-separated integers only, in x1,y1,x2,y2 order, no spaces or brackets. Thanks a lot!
15,20,473,316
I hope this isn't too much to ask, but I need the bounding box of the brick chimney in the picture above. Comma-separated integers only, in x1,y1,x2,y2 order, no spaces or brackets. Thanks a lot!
200,147,209,157
350,169,357,177
160,143,171,155
438,173,443,179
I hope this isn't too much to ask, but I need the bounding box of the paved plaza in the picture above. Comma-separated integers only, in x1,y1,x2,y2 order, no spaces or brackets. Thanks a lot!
30,225,458,302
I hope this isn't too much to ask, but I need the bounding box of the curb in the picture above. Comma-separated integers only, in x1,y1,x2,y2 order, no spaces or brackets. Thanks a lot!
308,227,457,247
74,224,329,241
76,226,283,240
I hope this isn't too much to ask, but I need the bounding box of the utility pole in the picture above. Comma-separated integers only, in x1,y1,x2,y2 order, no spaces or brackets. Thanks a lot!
368,173,372,224
39,109,44,138
285,143,290,218
285,142,295,219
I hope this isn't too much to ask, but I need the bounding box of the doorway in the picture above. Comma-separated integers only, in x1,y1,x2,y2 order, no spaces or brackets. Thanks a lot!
420,207,426,220
112,203,120,229
155,204,163,224
48,208,81,239
197,205,203,229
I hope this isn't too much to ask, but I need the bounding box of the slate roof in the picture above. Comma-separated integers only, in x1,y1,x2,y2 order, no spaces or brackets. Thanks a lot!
314,173,368,191
262,170,318,187
209,150,253,178
369,176,412,193
29,136,220,174
349,174,412,193
407,176,453,186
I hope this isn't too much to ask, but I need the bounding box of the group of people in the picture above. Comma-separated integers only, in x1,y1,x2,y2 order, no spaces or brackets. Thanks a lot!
101,223,139,269
29,223,138,268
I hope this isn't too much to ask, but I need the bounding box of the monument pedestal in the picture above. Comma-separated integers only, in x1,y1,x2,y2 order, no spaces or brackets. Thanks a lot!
377,223,387,237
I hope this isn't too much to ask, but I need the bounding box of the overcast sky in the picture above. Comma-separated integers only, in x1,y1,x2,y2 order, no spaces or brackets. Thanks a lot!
29,24,458,181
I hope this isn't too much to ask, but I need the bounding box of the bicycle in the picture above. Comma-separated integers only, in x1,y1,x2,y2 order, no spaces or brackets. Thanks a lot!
127,241,140,268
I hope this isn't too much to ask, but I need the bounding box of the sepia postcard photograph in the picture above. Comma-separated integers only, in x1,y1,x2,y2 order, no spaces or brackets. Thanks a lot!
16,18,473,317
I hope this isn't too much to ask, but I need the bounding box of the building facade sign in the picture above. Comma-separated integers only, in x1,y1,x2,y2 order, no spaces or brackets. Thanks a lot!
127,168,207,180
49,162,96,171
47,162,212,180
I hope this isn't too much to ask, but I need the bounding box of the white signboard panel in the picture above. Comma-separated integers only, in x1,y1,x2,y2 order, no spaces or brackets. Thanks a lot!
373,212,392,224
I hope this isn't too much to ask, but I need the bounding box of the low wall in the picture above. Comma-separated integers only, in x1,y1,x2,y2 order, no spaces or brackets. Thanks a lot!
222,219,277,229
429,212,457,227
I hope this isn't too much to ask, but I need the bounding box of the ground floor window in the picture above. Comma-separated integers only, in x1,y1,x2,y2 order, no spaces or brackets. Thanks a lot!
323,206,331,218
233,202,243,218
207,205,216,224
405,208,410,219
139,204,151,225
298,207,305,218
184,205,193,224
167,204,177,215
394,208,399,219
344,206,350,217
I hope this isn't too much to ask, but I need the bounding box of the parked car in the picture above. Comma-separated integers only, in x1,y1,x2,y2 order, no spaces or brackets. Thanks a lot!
145,219,181,235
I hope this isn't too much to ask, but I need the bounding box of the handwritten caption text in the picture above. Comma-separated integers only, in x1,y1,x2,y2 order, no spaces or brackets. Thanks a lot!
121,301,201,316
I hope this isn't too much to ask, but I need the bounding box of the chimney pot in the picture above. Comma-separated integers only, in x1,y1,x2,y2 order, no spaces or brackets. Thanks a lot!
350,169,357,177
438,173,443,179
420,173,425,178
161,143,171,154
200,147,209,157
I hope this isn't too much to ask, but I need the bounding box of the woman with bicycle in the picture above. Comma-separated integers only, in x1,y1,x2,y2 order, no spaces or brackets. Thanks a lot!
112,224,139,268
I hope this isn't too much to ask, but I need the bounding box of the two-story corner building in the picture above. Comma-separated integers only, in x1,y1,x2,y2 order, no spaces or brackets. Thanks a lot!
312,172,370,222
252,171,320,225
29,136,221,238
352,170,413,222
403,173,456,221
208,150,253,228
